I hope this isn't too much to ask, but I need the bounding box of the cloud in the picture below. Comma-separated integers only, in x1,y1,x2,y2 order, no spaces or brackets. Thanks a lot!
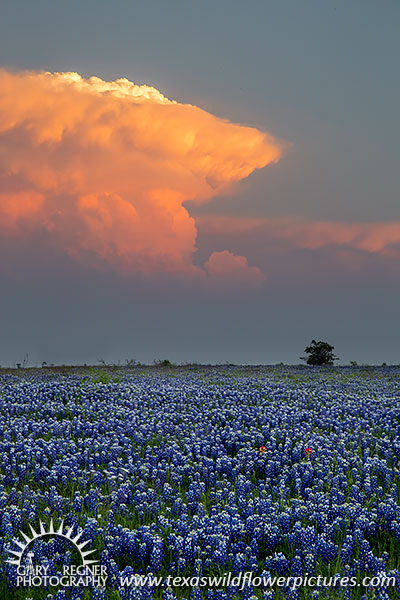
0,69,284,278
205,250,265,285
197,216,400,258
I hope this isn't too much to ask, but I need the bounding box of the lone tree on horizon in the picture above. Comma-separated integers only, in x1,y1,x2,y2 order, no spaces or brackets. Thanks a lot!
301,340,339,366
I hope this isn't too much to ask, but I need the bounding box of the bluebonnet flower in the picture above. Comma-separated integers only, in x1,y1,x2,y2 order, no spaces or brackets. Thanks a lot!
1,366,400,597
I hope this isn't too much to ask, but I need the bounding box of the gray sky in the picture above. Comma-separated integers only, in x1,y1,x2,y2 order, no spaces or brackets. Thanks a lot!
0,1,399,365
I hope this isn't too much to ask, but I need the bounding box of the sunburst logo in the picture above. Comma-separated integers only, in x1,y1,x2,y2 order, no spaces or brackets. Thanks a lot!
7,518,98,567
7,519,107,589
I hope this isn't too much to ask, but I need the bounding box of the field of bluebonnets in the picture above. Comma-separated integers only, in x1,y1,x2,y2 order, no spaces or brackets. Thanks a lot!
1,365,400,600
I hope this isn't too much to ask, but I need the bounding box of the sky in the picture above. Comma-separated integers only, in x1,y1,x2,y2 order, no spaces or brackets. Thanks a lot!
0,0,399,366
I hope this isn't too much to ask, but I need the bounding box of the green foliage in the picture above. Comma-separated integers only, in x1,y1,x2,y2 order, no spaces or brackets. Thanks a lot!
301,339,339,366
89,368,112,384
153,359,174,367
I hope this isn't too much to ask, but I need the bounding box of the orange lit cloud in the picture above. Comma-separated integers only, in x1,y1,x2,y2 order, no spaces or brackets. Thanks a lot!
0,69,284,278
205,250,265,285
197,216,400,258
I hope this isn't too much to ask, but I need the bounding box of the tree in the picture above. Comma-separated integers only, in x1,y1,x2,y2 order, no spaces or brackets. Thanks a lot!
301,340,339,366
